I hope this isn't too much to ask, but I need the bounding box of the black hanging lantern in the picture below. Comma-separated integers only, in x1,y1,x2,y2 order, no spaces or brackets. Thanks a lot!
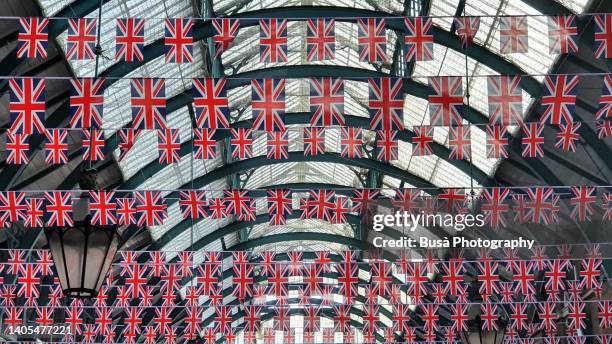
44,168,124,298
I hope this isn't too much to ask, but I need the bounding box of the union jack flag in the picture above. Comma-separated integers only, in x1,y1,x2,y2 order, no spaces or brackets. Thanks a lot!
521,123,545,158
540,74,579,125
230,128,253,159
117,129,141,162
448,125,471,160
480,303,499,331
44,191,73,227
89,191,117,226
481,187,510,228
82,129,105,161
193,78,230,129
116,18,145,62
570,186,597,222
340,127,362,158
392,189,419,214
310,77,344,126
487,75,523,126
224,190,254,221
267,189,292,225
454,16,480,49
208,197,227,219
369,77,404,130
598,301,612,328
412,126,434,156
428,76,463,126
404,17,433,61
438,188,466,214
594,14,612,59
597,120,612,139
212,19,240,58
0,192,27,223
194,128,217,159
131,78,167,129
499,16,528,54
17,264,40,301
135,191,167,226
259,19,287,63
304,127,325,156
69,78,105,129
580,258,602,289
567,302,587,331
252,78,285,131
357,18,386,62
9,78,46,135
306,19,335,61
179,191,208,220
548,15,578,54
308,189,335,221
232,252,254,299
477,260,500,300
352,188,380,222
331,196,350,224
525,187,556,224
26,198,44,228
597,75,612,120
337,255,359,304
66,18,97,60
157,128,181,164
266,131,289,159
164,18,193,63
17,17,48,59
555,121,581,152
377,130,398,161
6,131,30,165
485,125,508,158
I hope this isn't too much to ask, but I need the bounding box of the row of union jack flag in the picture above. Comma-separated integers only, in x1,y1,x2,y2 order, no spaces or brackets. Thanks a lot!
0,186,610,228
7,74,612,135
14,15,612,62
0,247,609,343
1,122,609,166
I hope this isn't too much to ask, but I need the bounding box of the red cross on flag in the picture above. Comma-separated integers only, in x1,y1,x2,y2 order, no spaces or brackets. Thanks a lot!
193,78,230,129
89,191,117,226
454,16,480,49
376,130,398,161
481,187,510,228
179,191,208,220
267,189,292,225
135,191,167,227
82,129,105,161
304,127,325,156
448,125,471,160
499,16,529,54
6,130,30,165
487,75,523,126
212,19,240,58
357,18,386,62
548,15,578,54
555,122,581,152
428,76,464,126
9,78,46,135
404,17,434,61
340,127,362,158
194,128,217,160
157,128,181,164
115,18,145,62
412,126,434,156
310,77,344,126
17,17,48,59
44,191,73,227
164,18,193,63
485,125,508,159
252,78,285,132
368,77,404,130
306,19,335,61
66,18,97,60
594,14,612,59
131,78,167,129
230,128,253,159
69,78,105,129
540,74,579,126
259,19,288,63
266,131,289,159
521,123,545,158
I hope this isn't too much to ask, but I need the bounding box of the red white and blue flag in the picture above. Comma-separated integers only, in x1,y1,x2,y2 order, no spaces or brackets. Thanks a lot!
597,74,612,120
164,18,193,63
259,19,288,63
69,78,105,129
267,189,292,225
179,191,208,220
487,75,523,126
26,198,44,228
570,186,597,222
66,18,97,60
44,192,73,227
193,78,230,129
266,131,289,160
117,129,141,162
369,77,404,130
525,187,556,224
499,17,529,54
252,79,285,131
357,18,386,62
82,129,105,161
0,192,27,223
6,131,29,165
540,74,579,125
548,15,578,54
448,125,471,160
115,18,145,62
157,128,181,164
521,123,545,158
412,126,434,156
116,197,138,225
486,125,508,159
9,78,46,135
89,191,117,226
454,16,480,49
306,19,335,61
193,128,217,160
594,14,612,59
340,127,362,158
310,77,344,126
481,187,510,228
304,127,325,156
224,190,254,221
131,78,167,129
428,76,464,126
404,17,434,61
555,121,581,152
212,19,240,58
309,190,335,222
17,17,48,59
230,128,253,159
376,130,398,161
135,191,167,226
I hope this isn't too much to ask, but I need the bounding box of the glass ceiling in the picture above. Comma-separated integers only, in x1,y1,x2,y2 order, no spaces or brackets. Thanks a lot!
37,0,591,262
